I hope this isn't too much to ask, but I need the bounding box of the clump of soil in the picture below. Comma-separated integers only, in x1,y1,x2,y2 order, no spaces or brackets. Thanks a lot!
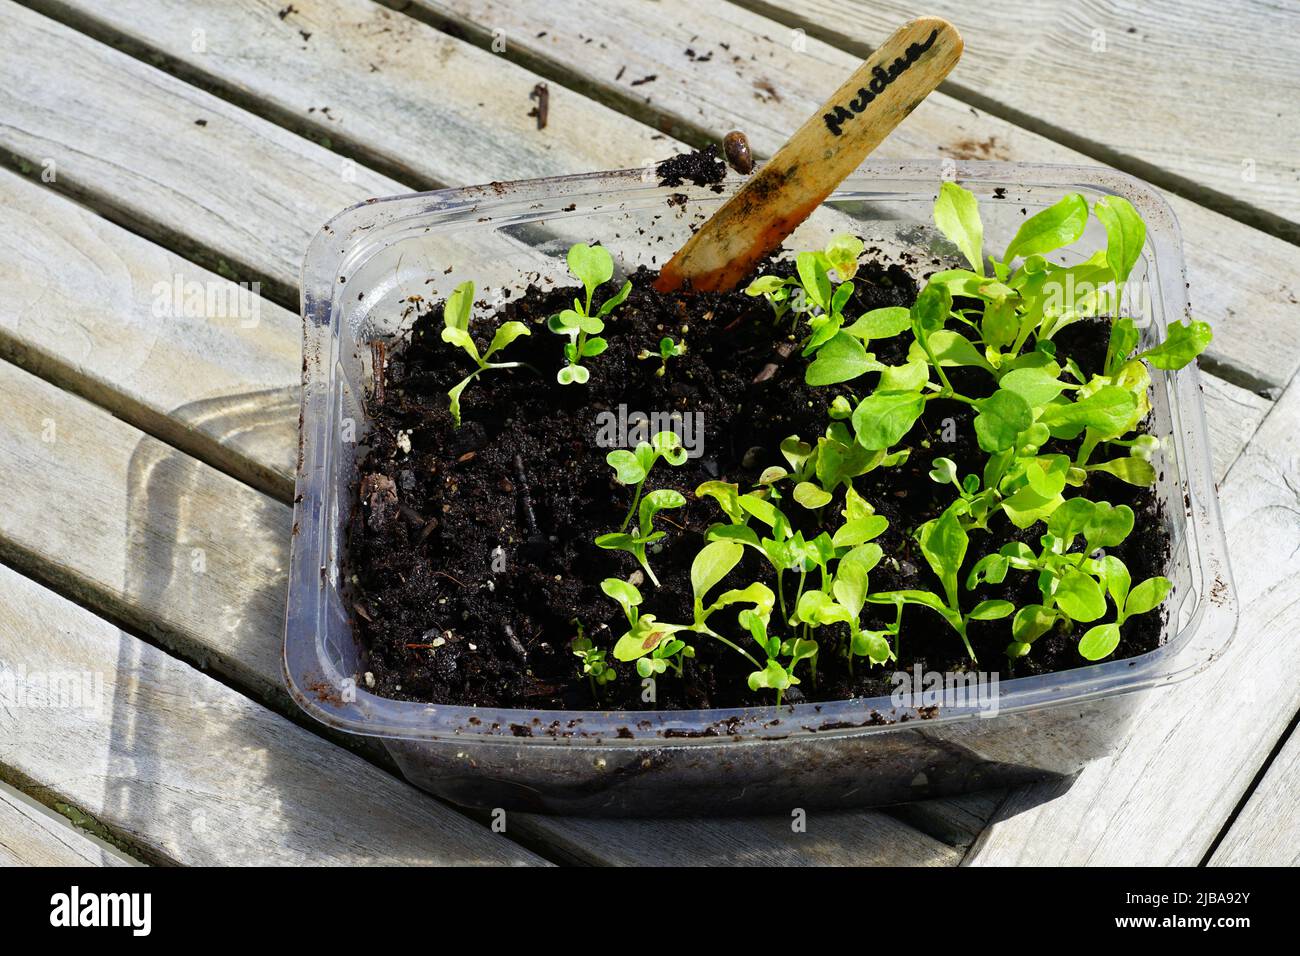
349,255,1168,711
656,145,727,191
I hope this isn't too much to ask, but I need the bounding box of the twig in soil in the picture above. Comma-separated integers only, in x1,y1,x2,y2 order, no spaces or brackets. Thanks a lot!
396,502,426,526
752,341,798,383
416,518,439,545
370,339,386,405
512,454,540,536
528,82,549,129
433,570,468,587
504,624,529,663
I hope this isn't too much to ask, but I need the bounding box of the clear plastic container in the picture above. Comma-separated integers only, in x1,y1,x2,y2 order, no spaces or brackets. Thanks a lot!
285,161,1237,815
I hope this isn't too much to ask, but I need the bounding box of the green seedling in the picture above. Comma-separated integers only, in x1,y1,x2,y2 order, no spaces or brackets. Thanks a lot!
548,243,632,384
757,428,906,513
684,540,772,668
570,622,616,697
638,336,686,376
595,489,686,587
740,608,817,708
603,577,695,679
439,280,531,426
965,497,1167,660
744,235,865,370
605,430,689,532
1077,557,1173,661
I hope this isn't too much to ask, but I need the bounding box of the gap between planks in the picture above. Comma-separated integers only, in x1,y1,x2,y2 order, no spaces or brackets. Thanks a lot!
1207,700,1300,866
0,778,139,866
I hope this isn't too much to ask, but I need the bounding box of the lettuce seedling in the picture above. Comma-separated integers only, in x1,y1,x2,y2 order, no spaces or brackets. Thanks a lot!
439,280,532,426
968,497,1153,658
684,540,774,667
595,488,686,587
933,180,985,275
757,428,905,512
745,274,798,327
548,243,631,385
744,234,866,373
740,608,817,707
571,623,616,697
606,430,688,532
638,336,686,376
829,538,894,670
847,286,952,452
1078,557,1172,660
603,577,695,678
866,501,1013,660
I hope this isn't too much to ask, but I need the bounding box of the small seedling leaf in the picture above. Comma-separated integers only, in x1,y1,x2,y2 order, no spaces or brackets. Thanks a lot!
933,181,985,275
1003,193,1089,262
1078,622,1121,661
852,391,925,450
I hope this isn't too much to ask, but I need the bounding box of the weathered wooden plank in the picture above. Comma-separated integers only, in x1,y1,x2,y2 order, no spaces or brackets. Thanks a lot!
0,781,136,866
0,0,401,299
0,355,289,702
402,0,1300,396
30,0,1300,395
1208,727,1300,866
965,374,1300,865
19,0,686,213
2,0,1268,858
1202,374,1272,484
0,348,960,864
0,167,300,499
0,563,545,865
735,0,1300,239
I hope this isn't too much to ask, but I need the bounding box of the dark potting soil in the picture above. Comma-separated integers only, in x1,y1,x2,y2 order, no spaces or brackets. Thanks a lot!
349,258,1169,712
655,145,728,191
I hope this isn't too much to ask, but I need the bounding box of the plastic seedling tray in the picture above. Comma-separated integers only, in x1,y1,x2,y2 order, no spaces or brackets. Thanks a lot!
284,161,1237,816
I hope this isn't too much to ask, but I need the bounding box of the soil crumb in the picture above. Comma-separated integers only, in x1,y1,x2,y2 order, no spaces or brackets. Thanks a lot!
656,145,727,192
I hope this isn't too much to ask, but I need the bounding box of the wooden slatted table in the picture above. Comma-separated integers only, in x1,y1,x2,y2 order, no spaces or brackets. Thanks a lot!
1,0,1296,866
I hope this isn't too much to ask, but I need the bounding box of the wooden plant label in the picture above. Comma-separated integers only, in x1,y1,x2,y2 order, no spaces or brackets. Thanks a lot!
654,17,963,294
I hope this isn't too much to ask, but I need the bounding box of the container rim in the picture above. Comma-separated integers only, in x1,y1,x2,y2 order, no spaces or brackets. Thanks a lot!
285,160,1239,747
